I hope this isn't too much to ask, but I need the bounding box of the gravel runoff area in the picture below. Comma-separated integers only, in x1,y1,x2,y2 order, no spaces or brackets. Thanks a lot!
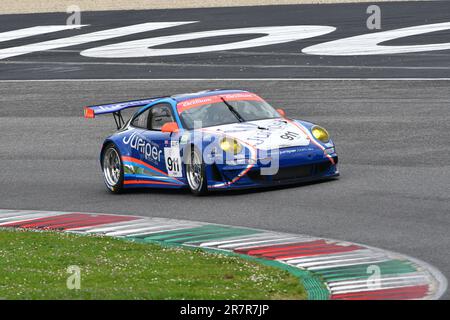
1,0,418,14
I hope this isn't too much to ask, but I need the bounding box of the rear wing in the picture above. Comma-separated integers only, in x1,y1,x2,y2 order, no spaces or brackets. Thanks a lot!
84,97,165,129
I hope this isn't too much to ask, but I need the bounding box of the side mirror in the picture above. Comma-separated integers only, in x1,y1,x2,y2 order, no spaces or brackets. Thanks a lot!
161,121,179,133
277,108,286,117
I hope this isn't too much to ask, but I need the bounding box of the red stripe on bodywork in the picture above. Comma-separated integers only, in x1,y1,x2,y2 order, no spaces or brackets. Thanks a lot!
331,285,429,300
124,180,180,186
235,240,361,260
122,156,168,176
1,213,138,230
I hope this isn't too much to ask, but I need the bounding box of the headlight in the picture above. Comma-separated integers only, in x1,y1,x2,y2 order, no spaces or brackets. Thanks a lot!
311,126,330,143
219,138,243,154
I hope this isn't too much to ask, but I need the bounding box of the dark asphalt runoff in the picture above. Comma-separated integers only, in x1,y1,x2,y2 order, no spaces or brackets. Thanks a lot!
0,80,449,298
0,1,450,79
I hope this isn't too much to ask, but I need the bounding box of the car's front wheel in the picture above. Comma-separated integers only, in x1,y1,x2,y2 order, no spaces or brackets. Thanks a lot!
185,146,208,195
101,143,124,193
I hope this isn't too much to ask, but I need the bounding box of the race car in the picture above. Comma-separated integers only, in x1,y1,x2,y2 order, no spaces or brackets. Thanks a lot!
84,89,338,195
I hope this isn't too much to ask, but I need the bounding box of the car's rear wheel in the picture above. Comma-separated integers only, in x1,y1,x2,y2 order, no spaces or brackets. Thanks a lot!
185,146,208,195
102,143,124,193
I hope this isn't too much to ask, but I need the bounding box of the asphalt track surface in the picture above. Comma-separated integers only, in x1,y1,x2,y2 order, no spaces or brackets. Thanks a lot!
1,79,449,298
0,1,450,79
0,1,449,299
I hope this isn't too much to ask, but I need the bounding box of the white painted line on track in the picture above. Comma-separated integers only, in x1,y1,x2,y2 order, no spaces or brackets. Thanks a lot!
1,78,450,82
72,220,150,233
307,259,390,271
330,283,427,296
285,250,376,264
328,274,428,288
329,276,429,292
84,223,169,235
125,225,203,238
199,233,282,247
0,211,50,220
295,254,387,268
106,223,202,237
218,237,308,249
2,59,450,70
330,279,429,293
0,212,63,224
0,209,22,214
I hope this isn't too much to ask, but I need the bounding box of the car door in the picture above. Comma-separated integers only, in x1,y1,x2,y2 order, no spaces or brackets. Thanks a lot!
140,103,183,180
121,108,150,179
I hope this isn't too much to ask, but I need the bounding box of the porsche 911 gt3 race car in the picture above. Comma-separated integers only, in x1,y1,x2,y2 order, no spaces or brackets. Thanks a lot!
84,89,339,195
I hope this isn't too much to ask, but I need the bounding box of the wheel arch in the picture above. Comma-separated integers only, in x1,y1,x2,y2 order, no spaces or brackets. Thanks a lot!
100,139,116,169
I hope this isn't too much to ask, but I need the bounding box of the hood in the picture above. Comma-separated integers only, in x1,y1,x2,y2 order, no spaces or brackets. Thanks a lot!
201,118,312,150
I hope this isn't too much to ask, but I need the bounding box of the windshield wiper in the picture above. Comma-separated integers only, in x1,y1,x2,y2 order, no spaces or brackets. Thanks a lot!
220,97,245,123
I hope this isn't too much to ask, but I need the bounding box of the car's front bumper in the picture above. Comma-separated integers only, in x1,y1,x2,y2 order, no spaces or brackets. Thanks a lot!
207,153,339,190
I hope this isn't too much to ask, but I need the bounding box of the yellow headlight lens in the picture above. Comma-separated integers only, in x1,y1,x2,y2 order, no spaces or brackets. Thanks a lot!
311,126,330,143
220,138,243,154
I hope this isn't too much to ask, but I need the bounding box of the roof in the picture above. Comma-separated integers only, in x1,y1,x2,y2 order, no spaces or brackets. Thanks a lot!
171,89,248,103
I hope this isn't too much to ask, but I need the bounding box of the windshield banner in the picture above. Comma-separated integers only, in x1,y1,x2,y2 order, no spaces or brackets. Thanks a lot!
177,92,263,113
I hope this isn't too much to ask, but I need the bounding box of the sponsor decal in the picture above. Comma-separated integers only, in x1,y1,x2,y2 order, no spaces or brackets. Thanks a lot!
209,119,310,150
279,146,315,155
180,134,189,145
177,93,263,113
123,132,162,164
88,98,159,114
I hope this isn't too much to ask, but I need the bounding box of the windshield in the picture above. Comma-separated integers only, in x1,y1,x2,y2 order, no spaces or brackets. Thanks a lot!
178,95,281,130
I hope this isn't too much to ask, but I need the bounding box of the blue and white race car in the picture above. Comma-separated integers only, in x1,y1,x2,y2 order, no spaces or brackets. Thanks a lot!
84,89,338,195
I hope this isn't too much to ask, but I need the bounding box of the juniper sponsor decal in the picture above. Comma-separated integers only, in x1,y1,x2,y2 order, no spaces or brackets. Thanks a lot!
123,132,162,164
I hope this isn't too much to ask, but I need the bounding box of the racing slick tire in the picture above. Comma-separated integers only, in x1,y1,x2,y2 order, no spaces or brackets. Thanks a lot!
185,145,208,196
101,143,124,194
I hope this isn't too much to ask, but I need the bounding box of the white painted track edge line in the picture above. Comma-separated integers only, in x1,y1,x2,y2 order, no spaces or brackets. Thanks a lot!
329,277,429,291
285,250,376,264
105,223,203,236
296,255,387,268
328,274,428,287
1,78,450,82
330,281,430,293
306,259,390,271
0,212,66,225
218,237,304,249
72,220,152,232
199,233,281,247
0,211,57,220
330,283,430,296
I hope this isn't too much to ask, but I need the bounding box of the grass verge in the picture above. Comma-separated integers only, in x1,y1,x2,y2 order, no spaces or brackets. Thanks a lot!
0,228,306,299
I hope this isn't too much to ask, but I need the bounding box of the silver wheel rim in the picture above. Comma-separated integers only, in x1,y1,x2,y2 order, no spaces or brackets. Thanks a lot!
103,147,121,187
187,150,203,191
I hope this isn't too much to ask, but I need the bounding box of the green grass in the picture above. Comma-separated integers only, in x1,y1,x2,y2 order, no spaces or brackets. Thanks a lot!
0,228,306,299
